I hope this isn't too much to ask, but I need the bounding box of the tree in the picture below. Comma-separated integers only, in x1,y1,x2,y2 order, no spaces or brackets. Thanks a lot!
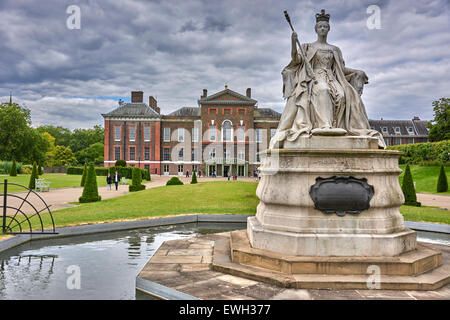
437,165,448,193
9,159,17,176
129,167,146,192
36,125,72,147
79,163,101,203
41,132,56,166
401,165,421,206
191,169,197,184
69,125,104,153
28,162,39,190
115,159,127,167
75,142,104,165
80,163,88,187
53,145,76,166
427,98,450,142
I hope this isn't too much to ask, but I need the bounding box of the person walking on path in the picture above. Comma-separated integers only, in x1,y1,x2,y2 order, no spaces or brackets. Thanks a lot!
106,173,112,190
186,170,190,178
113,170,120,191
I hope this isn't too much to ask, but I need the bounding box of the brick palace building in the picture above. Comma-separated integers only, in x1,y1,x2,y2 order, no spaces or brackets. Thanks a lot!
101,87,429,176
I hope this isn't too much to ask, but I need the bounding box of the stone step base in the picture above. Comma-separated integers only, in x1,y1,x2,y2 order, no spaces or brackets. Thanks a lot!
212,233,450,291
232,230,442,276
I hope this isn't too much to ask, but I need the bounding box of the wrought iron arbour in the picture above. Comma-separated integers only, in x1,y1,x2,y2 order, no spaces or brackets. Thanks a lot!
1,179,57,234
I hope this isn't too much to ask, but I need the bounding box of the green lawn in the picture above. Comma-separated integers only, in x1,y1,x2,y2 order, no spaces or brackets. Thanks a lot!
19,181,259,231
399,165,450,195
0,173,107,193
6,180,448,233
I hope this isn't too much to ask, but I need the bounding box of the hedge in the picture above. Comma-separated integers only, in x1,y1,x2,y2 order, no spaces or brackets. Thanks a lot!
79,163,101,203
68,166,151,180
166,177,183,186
387,140,450,165
129,167,146,192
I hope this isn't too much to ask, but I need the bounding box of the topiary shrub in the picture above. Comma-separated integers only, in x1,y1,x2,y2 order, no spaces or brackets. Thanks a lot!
28,162,39,190
80,163,88,187
191,169,197,184
115,159,127,167
9,159,17,176
166,177,183,186
401,164,421,206
38,164,43,175
129,167,146,192
437,165,448,193
79,163,101,203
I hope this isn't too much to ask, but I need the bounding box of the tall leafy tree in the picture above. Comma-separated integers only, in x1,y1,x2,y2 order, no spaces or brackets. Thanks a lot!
69,125,104,153
427,98,450,142
53,145,77,166
36,125,72,147
75,142,104,165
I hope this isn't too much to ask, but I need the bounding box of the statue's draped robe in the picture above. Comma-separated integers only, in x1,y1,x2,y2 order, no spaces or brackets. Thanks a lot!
270,43,386,149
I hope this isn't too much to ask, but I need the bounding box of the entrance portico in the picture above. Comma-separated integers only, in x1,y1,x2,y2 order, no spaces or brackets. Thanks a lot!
205,158,248,177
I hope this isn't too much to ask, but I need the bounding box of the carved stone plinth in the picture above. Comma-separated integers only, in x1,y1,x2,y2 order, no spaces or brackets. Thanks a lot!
248,138,416,256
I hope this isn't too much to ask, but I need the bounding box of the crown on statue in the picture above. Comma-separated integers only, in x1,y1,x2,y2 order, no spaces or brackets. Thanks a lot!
316,9,330,23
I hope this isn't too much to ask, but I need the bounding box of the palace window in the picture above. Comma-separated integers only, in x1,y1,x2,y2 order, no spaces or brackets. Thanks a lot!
395,127,401,135
192,127,199,142
238,126,245,142
382,127,388,134
178,165,184,175
163,128,171,142
191,148,196,161
209,125,216,141
407,127,414,135
256,128,263,143
144,147,150,161
238,149,245,160
114,147,120,160
222,120,233,142
129,147,135,161
129,126,136,141
163,148,170,161
114,126,121,141
144,126,151,141
178,148,184,161
209,148,216,159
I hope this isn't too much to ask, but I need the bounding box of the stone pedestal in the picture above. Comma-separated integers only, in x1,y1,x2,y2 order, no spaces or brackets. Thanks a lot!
247,136,417,257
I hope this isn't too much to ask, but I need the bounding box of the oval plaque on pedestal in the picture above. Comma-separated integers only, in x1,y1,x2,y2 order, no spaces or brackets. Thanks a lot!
309,176,374,216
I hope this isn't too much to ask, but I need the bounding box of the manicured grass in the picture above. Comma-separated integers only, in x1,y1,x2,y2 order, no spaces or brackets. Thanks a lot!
22,181,259,231
399,165,450,195
399,205,450,224
0,173,107,193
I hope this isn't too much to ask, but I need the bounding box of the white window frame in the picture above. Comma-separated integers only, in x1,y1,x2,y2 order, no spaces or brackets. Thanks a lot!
382,127,388,134
129,126,136,142
256,128,263,143
163,128,171,142
222,120,233,142
144,126,151,141
238,125,245,142
192,127,199,142
238,149,245,160
178,165,184,176
114,125,121,141
395,127,401,134
209,125,216,142
163,165,169,176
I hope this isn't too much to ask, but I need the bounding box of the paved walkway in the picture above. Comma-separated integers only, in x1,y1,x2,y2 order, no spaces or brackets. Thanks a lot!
417,193,450,210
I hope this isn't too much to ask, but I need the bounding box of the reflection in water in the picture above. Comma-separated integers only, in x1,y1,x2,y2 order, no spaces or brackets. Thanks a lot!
0,222,246,300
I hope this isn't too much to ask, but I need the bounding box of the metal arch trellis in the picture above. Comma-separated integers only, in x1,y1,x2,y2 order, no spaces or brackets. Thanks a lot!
1,179,57,235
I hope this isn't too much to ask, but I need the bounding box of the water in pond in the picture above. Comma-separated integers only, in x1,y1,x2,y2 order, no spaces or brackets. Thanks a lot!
0,222,246,300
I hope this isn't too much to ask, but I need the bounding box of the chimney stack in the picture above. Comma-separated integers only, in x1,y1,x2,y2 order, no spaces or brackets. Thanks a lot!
149,96,160,114
131,91,143,103
246,88,251,98
412,116,420,121
202,89,207,98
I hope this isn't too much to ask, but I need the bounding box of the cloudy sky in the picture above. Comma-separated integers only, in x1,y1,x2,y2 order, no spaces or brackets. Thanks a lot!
0,0,449,129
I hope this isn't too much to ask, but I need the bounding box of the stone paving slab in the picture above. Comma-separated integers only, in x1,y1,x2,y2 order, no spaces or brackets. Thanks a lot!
137,232,450,300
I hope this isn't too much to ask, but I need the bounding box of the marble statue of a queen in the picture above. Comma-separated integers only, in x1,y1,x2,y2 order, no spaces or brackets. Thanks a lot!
269,9,386,149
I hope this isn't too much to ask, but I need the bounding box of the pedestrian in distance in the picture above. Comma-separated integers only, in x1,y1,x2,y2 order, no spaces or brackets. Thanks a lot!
114,170,120,191
106,172,112,190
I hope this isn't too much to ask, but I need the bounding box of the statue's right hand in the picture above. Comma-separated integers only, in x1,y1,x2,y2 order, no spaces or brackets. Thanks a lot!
291,32,298,42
